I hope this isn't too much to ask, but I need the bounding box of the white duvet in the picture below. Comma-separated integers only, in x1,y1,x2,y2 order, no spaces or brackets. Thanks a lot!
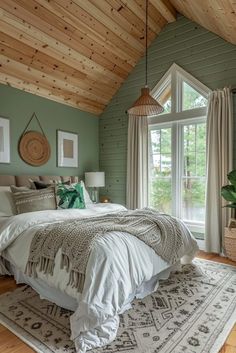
0,204,198,352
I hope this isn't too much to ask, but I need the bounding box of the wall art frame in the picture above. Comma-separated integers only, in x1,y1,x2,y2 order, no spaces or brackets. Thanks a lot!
0,117,10,164
57,130,78,167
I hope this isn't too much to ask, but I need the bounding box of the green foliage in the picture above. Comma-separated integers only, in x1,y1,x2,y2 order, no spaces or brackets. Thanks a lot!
149,121,206,221
183,82,207,110
149,175,172,214
149,128,172,213
227,170,236,187
221,170,236,209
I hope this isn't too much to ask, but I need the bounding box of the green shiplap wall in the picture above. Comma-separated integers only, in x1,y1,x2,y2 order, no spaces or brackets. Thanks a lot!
0,84,99,177
99,16,236,206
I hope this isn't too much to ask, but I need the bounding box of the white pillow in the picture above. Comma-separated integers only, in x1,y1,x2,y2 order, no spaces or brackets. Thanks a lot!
80,181,93,204
0,186,16,216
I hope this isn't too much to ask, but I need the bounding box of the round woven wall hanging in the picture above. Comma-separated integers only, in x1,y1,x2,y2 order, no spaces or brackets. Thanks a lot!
18,113,50,166
19,131,50,166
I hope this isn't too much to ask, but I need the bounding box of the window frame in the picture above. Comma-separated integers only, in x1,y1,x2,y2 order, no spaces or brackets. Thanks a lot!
148,117,207,231
150,63,211,125
148,64,211,248
148,123,173,216
176,117,207,230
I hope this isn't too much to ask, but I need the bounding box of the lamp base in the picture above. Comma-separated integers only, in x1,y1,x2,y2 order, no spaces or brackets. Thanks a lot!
90,187,99,203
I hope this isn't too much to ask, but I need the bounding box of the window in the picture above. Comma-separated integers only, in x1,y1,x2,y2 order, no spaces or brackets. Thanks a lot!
149,126,172,214
148,64,210,238
182,121,206,223
158,80,172,115
182,81,207,111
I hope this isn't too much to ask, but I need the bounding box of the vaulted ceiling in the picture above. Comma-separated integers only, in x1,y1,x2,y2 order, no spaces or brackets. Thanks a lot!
0,0,235,116
171,0,236,46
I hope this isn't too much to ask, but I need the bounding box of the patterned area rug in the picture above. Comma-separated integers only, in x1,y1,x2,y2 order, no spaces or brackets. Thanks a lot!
0,259,236,353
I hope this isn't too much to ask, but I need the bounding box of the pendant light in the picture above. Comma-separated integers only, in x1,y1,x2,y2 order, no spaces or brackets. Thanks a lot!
127,0,164,116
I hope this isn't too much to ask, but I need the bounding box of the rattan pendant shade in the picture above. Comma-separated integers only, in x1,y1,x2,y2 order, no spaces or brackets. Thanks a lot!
128,87,164,116
127,0,164,117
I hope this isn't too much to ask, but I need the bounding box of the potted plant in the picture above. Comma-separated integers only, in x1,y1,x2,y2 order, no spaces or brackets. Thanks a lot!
221,170,236,261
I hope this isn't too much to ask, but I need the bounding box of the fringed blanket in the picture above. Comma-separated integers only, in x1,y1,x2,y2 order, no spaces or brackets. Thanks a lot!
25,208,188,292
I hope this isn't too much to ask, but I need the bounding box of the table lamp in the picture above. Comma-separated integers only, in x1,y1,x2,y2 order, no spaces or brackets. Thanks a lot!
85,172,105,203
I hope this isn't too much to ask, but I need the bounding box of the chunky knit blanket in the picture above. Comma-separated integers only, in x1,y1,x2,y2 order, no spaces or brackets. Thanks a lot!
25,208,187,292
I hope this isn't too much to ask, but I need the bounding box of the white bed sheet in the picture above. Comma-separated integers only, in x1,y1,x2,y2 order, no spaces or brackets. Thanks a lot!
9,262,178,313
0,204,198,352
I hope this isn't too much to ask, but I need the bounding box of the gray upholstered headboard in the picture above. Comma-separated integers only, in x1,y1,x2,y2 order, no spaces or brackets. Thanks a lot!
0,175,79,187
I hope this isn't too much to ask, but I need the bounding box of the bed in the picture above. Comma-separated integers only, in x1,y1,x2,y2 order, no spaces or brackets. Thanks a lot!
0,174,199,353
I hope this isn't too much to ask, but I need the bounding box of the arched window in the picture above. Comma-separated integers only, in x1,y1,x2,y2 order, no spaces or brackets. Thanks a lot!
148,64,211,240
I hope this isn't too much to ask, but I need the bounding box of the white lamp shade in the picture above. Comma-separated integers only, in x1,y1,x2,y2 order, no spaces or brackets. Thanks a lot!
85,172,105,187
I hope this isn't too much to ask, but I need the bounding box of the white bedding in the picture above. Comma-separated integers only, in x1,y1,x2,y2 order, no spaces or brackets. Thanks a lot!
0,204,198,352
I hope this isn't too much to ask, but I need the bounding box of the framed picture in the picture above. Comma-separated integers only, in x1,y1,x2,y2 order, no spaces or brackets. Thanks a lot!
0,117,10,164
57,130,78,167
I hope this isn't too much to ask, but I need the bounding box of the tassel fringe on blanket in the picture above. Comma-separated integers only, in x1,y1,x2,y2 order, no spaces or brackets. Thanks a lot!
25,208,189,293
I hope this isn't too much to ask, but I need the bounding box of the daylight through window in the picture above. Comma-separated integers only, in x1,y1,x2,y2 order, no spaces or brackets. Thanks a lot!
148,65,210,238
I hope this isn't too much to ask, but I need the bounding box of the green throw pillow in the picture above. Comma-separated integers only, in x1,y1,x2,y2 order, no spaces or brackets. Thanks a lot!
57,183,85,209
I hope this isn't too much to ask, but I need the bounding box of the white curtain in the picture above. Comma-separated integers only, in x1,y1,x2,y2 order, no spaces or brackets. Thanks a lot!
126,115,148,209
205,87,233,253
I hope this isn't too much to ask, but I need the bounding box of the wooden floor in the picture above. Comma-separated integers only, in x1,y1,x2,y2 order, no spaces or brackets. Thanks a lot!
0,252,235,353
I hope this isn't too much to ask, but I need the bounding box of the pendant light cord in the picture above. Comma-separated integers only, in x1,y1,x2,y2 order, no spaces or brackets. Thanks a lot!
145,0,148,86
127,0,164,115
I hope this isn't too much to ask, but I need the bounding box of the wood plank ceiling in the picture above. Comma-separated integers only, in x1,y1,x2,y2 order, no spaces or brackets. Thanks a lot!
0,0,235,115
170,0,236,46
0,0,175,115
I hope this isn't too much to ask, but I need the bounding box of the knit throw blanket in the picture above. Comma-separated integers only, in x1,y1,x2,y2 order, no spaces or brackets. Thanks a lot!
25,209,187,293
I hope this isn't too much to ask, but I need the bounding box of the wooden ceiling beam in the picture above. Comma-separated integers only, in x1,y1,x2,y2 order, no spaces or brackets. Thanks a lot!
134,0,168,27
150,0,176,23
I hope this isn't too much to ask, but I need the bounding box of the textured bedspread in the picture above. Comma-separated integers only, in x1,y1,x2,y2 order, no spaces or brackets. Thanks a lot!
0,204,199,352
26,208,188,292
